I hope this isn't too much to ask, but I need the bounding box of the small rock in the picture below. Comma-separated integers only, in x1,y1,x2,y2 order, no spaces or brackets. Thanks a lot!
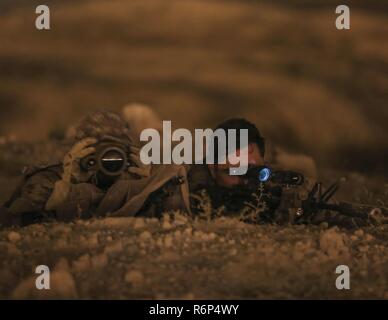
52,224,71,234
162,220,173,230
355,229,364,238
11,278,35,299
12,267,77,299
30,224,46,234
80,234,99,249
72,254,91,272
55,258,70,271
139,231,152,241
193,231,203,238
365,234,374,241
104,241,123,254
229,248,238,256
98,217,134,228
157,251,180,262
54,238,68,250
208,233,217,240
91,254,108,269
319,228,349,259
173,214,188,226
359,245,369,253
181,292,195,300
164,235,173,248
133,218,145,230
125,270,144,286
183,228,192,236
156,237,164,247
49,269,78,298
8,231,21,243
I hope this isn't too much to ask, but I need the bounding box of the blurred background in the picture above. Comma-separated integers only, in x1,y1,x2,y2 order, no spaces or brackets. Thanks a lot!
0,0,387,178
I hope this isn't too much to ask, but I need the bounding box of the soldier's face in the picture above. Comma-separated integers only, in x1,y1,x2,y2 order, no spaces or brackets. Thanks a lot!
208,143,264,188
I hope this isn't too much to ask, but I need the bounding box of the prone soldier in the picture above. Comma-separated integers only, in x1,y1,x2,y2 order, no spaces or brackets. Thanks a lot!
187,118,387,229
0,111,190,228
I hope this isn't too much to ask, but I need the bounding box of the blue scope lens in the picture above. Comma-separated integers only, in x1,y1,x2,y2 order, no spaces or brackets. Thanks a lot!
259,167,272,182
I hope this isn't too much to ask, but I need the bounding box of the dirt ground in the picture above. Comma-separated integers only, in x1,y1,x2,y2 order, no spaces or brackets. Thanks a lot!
0,142,388,300
1,214,388,299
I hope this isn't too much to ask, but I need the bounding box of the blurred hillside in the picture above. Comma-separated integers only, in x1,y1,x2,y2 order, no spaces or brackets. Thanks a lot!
0,0,387,175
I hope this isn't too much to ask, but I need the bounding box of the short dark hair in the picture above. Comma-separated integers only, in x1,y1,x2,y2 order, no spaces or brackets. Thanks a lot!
215,118,265,157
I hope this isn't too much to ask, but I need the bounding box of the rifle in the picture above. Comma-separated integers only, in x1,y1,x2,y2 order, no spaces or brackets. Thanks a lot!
244,166,388,225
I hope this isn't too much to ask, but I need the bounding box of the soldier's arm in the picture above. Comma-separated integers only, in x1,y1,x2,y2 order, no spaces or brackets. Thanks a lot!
45,169,104,220
45,179,71,211
45,137,98,213
49,182,104,221
6,169,59,225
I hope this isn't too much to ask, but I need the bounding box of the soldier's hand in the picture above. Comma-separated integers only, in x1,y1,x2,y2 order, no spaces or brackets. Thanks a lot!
128,146,151,178
62,137,97,183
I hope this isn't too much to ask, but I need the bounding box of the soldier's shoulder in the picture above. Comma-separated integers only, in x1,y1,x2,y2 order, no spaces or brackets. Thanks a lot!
187,164,214,192
23,164,63,183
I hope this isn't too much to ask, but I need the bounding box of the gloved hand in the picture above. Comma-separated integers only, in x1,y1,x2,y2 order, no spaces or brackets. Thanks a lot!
45,138,97,211
62,137,97,183
128,146,151,178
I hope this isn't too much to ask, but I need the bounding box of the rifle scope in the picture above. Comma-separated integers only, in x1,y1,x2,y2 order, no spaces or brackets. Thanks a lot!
248,166,304,186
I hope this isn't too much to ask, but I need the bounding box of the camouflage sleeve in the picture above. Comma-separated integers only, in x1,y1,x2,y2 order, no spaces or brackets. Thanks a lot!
7,169,59,224
7,168,104,224
54,183,104,221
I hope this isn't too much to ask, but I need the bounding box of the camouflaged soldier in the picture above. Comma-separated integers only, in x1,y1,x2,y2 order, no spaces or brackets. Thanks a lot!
187,118,267,216
187,118,387,229
0,111,190,227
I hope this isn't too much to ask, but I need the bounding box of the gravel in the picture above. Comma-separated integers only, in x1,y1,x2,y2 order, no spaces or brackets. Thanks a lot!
1,215,388,299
